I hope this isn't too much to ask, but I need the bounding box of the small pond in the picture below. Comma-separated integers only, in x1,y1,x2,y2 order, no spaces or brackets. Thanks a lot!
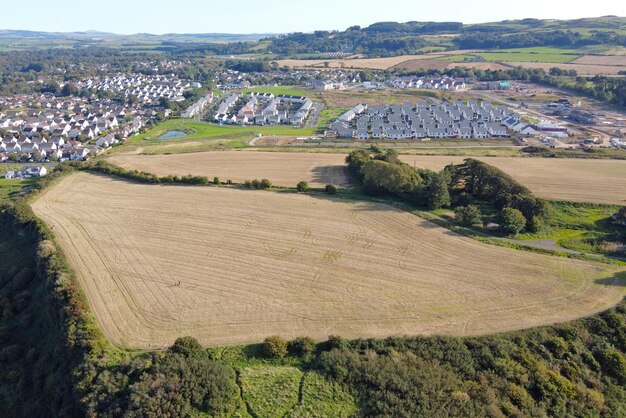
157,130,188,140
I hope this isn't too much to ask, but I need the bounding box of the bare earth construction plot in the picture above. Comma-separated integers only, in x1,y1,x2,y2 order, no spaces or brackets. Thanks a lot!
110,152,626,205
32,173,625,348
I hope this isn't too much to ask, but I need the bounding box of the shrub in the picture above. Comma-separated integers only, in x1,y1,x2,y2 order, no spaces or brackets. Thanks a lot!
259,179,272,189
325,335,347,351
213,177,220,185
598,349,626,383
170,336,203,358
251,179,260,189
325,184,337,195
500,207,526,235
288,336,316,357
454,205,481,227
244,180,252,188
296,181,309,193
263,336,288,358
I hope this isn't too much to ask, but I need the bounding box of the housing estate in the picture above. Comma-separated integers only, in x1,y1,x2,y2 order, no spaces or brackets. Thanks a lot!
327,101,523,140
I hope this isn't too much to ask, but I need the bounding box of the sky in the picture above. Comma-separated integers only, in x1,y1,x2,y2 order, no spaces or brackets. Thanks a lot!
1,0,625,35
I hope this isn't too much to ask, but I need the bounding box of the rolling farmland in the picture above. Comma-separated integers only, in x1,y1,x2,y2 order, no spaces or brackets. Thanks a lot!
110,152,626,205
110,151,351,187
31,173,625,348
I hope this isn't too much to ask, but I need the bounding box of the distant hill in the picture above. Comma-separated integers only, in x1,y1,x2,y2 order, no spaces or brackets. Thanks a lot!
0,16,624,56
0,29,273,48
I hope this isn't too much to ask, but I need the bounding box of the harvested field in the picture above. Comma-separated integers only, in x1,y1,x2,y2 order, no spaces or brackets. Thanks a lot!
391,59,450,71
505,61,625,75
572,55,626,67
398,155,626,205
32,173,625,348
110,151,350,187
445,61,512,71
276,54,448,70
111,152,626,205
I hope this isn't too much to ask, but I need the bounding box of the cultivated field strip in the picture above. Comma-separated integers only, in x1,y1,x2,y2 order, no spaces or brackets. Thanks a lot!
110,151,350,188
398,155,626,205
111,152,626,205
31,173,625,348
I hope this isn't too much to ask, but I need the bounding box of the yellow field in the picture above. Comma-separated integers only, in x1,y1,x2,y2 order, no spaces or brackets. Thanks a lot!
398,155,626,205
32,173,625,348
111,151,350,187
110,152,626,205
505,61,625,75
276,54,447,70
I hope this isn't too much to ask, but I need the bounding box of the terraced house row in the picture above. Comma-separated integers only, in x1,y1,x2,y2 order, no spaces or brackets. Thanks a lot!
328,101,519,140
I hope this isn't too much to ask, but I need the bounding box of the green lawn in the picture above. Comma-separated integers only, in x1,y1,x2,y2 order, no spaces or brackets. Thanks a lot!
245,85,313,97
117,119,318,155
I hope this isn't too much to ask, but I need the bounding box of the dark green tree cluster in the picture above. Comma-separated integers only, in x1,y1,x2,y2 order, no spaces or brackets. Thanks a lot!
262,335,317,359
244,179,272,189
452,159,548,233
317,300,626,417
82,337,238,417
346,149,452,210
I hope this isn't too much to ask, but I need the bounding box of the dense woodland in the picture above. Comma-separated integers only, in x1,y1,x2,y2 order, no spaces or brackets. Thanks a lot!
265,17,626,56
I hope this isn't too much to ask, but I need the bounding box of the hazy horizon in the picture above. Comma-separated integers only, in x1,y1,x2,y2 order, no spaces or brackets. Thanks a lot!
1,0,625,36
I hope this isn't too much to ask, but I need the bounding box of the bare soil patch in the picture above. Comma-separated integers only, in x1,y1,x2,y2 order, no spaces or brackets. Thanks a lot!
32,173,625,348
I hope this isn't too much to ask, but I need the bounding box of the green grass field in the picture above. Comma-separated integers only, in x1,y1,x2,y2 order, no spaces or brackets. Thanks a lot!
514,201,624,257
288,372,357,418
238,366,357,418
117,119,318,155
0,178,35,202
245,85,313,97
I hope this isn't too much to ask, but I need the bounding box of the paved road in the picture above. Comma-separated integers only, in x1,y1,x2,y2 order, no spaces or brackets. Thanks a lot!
306,103,324,127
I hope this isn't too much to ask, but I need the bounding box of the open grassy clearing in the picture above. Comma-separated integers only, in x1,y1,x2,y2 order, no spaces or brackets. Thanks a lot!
129,119,317,143
239,367,302,417
0,178,35,203
516,202,625,256
116,119,318,155
289,371,357,418
31,173,625,348
110,151,626,205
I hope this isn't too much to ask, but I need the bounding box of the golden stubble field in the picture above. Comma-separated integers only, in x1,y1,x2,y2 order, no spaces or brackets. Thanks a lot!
32,173,625,348
110,152,626,205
